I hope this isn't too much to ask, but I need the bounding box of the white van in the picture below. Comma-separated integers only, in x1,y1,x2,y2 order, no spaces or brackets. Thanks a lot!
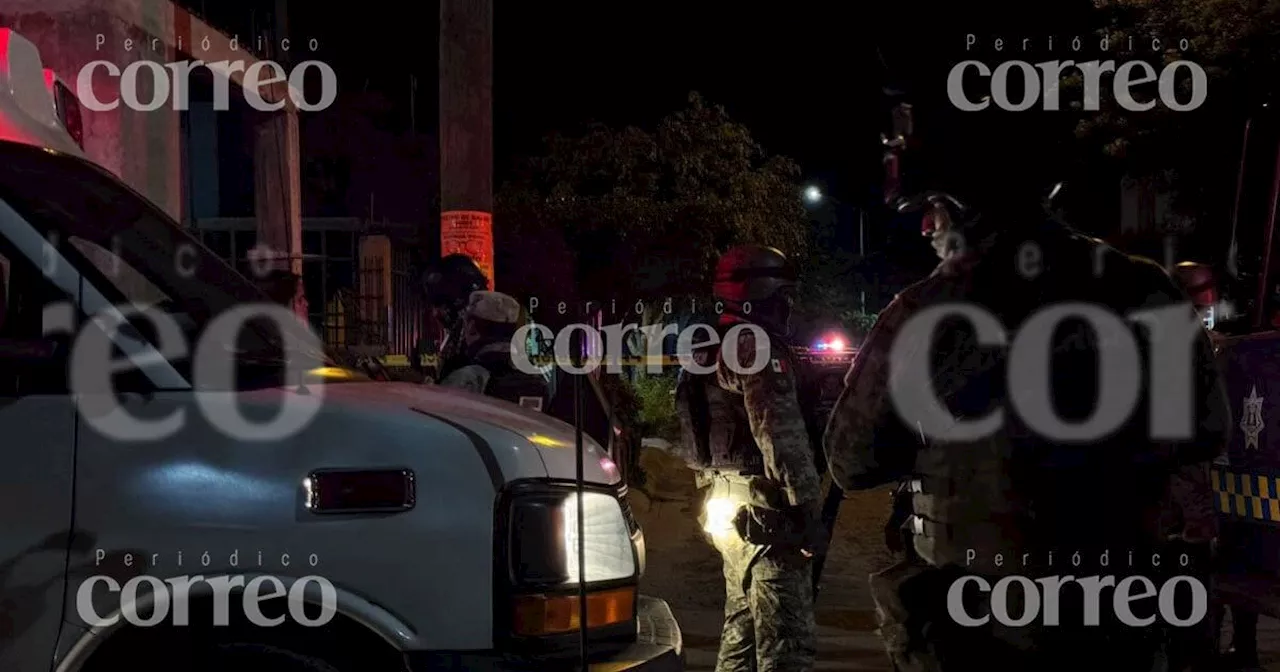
0,28,682,672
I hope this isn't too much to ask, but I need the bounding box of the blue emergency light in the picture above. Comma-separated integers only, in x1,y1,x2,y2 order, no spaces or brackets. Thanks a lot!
814,335,845,351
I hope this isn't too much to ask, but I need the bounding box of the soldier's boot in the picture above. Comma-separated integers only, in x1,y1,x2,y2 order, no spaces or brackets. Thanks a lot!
870,561,949,672
1224,609,1260,671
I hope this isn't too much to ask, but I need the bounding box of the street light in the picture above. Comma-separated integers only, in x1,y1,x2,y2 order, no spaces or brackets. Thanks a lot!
803,183,868,312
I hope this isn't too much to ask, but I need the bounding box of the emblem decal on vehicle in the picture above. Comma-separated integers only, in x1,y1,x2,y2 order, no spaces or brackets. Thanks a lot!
1241,385,1265,451
519,396,543,412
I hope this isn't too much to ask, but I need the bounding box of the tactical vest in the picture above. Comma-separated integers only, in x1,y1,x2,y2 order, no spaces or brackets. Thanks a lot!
473,347,550,412
435,324,469,381
905,227,1185,574
675,327,819,475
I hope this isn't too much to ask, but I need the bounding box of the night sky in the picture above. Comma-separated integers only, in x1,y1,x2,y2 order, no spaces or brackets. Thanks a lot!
278,0,1103,207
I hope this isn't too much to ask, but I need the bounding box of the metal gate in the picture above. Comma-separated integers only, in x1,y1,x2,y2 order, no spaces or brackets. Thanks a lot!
324,246,424,358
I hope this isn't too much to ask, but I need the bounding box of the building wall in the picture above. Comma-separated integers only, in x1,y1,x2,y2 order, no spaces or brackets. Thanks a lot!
2,0,295,227
3,0,183,218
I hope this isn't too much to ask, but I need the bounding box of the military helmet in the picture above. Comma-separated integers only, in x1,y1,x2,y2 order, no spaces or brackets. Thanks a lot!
424,254,489,310
1172,261,1218,310
713,245,797,304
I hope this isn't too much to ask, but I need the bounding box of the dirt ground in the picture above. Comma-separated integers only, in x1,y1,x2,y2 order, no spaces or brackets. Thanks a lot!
630,445,1280,671
631,446,896,670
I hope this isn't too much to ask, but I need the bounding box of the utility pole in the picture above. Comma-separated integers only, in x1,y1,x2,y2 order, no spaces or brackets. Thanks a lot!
858,209,866,313
439,0,495,288
253,0,305,319
858,209,865,257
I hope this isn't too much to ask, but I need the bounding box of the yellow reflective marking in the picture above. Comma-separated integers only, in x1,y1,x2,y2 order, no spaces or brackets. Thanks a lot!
1207,470,1280,520
528,434,569,448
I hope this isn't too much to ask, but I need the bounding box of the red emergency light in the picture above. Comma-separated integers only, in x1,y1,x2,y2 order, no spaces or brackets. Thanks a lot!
43,68,83,149
813,334,848,352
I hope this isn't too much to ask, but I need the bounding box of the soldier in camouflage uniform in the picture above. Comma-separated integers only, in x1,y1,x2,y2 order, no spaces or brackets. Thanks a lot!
416,254,489,382
676,245,825,672
823,191,1231,671
438,290,549,411
1166,262,1223,549
1163,261,1226,671
1172,261,1261,671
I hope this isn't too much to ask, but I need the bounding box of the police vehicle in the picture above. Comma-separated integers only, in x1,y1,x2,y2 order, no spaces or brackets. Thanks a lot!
1205,109,1280,644
0,28,681,672
792,332,857,411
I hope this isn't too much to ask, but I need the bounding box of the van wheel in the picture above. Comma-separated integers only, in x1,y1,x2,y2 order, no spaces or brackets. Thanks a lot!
201,643,344,672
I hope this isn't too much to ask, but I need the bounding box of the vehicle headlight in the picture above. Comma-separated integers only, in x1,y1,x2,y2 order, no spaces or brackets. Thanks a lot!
508,488,636,585
500,482,640,639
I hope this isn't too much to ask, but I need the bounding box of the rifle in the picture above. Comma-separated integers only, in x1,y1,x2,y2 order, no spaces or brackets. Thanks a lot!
811,479,845,597
886,479,918,559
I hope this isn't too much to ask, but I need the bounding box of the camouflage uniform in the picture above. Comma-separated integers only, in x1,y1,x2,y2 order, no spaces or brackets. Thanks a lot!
1164,270,1225,546
824,221,1231,671
707,326,822,672
439,291,548,411
440,341,509,393
1164,463,1219,543
421,254,489,382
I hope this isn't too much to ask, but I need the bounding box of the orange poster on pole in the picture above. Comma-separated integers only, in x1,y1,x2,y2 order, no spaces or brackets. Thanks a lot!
441,210,494,289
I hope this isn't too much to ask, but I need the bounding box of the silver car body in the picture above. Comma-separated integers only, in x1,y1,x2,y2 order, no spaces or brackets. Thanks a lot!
0,27,677,672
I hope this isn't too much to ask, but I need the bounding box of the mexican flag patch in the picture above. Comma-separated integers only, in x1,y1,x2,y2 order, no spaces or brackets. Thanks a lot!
771,358,786,373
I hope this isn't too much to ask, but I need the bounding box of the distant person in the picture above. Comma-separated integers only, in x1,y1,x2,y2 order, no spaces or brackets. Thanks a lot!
417,254,488,382
1174,261,1261,672
1167,261,1225,672
438,290,548,412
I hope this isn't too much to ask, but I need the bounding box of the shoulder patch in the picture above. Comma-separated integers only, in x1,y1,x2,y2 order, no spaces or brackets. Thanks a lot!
770,357,786,373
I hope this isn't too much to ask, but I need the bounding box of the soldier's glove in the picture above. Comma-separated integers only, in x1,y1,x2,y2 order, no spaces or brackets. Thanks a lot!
798,501,829,559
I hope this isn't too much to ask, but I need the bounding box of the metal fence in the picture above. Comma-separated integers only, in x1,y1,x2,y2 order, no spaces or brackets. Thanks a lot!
321,250,424,358
388,246,425,356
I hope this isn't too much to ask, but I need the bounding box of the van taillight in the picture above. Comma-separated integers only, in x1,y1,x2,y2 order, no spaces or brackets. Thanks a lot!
53,80,83,148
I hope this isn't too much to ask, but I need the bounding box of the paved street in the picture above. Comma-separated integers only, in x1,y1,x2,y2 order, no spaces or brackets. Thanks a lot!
632,447,1280,671
632,448,900,671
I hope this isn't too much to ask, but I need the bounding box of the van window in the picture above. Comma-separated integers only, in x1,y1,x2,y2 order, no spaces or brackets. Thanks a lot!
0,254,8,323
0,244,70,395
69,236,171,308
0,140,340,389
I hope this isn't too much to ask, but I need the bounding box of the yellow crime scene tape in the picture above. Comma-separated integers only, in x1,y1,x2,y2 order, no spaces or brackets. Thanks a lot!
1212,467,1280,523
376,354,686,368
